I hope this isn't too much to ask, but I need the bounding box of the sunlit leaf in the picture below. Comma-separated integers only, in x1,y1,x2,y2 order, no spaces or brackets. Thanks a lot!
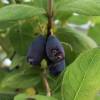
14,94,57,100
62,48,100,100
88,24,100,45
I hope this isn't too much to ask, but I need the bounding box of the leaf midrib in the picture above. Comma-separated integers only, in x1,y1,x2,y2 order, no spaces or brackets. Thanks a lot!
73,52,96,100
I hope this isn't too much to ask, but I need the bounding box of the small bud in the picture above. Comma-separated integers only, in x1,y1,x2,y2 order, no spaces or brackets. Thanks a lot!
41,59,48,69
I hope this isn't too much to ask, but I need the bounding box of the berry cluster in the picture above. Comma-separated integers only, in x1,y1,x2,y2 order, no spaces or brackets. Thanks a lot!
27,34,65,76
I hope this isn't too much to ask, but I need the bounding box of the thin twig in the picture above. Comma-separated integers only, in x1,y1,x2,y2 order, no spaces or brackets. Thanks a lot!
42,69,51,96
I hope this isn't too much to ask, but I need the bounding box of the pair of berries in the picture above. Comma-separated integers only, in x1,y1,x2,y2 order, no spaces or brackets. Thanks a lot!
27,34,65,76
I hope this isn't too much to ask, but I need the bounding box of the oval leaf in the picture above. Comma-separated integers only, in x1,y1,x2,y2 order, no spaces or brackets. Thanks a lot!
56,0,100,16
56,28,97,64
0,4,45,21
62,48,100,100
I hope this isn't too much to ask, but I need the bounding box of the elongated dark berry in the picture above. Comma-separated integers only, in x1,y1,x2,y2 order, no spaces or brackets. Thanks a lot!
46,35,65,63
49,60,65,76
27,35,46,65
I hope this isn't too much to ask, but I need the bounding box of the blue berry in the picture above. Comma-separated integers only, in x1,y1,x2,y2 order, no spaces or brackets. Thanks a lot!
27,35,46,65
49,60,65,76
46,35,65,63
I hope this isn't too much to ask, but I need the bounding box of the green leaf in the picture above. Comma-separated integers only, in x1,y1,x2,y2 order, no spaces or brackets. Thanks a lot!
56,0,100,16
91,16,100,24
0,57,62,97
14,94,57,100
10,55,25,69
0,92,15,100
0,65,41,90
62,48,100,100
0,4,45,21
0,1,4,8
88,24,100,45
0,70,16,100
68,15,89,25
24,0,47,10
56,28,97,64
32,0,47,10
52,72,64,100
34,95,57,100
0,21,16,29
14,93,28,100
0,57,41,91
9,22,37,55
62,42,77,65
55,11,72,21
95,93,100,100
0,36,14,57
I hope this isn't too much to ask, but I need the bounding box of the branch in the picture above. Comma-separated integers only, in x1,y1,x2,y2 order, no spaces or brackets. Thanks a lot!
47,0,53,36
42,69,51,96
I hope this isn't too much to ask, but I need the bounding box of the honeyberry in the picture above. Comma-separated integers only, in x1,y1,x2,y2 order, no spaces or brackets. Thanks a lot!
46,35,65,63
49,60,65,76
27,35,46,65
